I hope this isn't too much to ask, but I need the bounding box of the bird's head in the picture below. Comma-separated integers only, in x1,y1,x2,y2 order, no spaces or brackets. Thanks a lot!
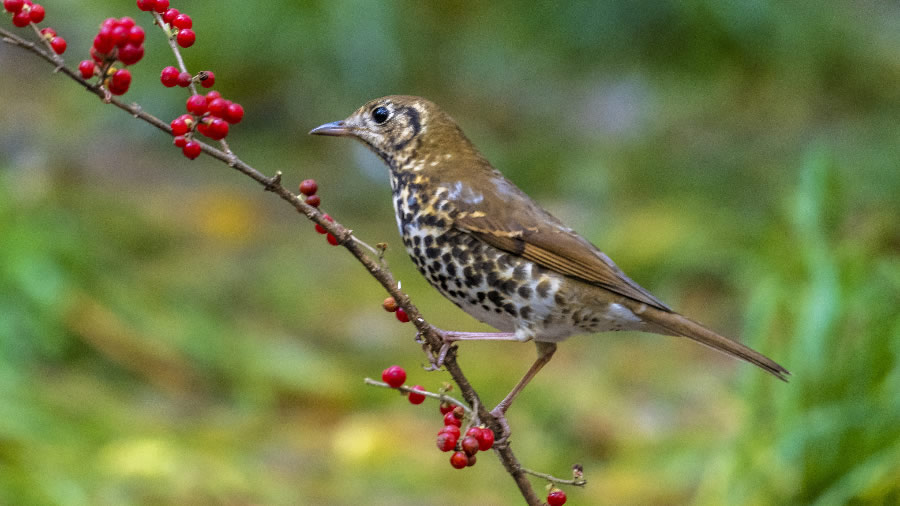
309,95,438,168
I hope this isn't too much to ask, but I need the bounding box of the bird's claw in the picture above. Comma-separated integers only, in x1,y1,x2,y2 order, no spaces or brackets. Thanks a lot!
419,330,455,371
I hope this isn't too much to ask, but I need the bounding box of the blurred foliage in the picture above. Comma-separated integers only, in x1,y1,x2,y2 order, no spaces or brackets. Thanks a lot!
1,0,898,504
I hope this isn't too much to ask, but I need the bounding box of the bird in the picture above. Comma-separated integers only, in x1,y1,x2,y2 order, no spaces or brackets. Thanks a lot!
310,95,789,430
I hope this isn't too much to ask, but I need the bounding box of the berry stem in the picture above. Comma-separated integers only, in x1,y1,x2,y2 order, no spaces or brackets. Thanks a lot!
519,467,587,487
149,10,196,95
363,378,472,415
27,20,63,67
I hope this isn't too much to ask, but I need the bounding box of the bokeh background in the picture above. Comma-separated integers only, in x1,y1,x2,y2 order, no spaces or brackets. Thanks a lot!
1,1,899,504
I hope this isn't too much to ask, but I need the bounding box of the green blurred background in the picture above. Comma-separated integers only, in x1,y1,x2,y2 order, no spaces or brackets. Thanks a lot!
1,1,898,504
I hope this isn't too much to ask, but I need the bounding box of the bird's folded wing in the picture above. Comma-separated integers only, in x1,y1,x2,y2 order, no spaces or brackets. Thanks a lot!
456,212,671,312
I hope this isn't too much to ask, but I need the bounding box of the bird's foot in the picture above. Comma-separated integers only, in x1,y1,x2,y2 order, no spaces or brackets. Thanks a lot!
420,328,519,371
417,329,456,371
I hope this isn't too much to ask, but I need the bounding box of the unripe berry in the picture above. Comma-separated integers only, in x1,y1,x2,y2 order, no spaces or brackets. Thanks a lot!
381,365,406,388
407,385,426,405
449,451,468,469
382,297,398,312
176,28,195,48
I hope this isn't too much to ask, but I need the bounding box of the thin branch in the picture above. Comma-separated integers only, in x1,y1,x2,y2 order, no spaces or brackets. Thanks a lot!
521,467,587,487
364,378,472,414
1,23,547,505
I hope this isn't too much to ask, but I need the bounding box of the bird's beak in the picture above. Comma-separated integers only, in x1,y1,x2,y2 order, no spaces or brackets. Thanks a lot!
309,120,352,137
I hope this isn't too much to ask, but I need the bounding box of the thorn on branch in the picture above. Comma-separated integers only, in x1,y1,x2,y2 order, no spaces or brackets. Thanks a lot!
265,171,282,191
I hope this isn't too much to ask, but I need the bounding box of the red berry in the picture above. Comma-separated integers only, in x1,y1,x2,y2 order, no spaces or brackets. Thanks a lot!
162,7,178,24
205,117,229,140
299,179,318,196
439,401,454,415
28,3,43,23
170,117,190,136
315,214,332,234
381,296,398,312
12,9,31,27
205,90,222,102
172,13,192,29
443,411,462,427
118,17,135,30
305,195,321,208
39,26,55,38
449,451,468,469
78,60,95,79
160,66,179,87
461,436,479,456
207,97,228,117
224,103,244,124
199,70,215,88
89,46,104,63
135,0,155,12
438,425,461,439
176,28,195,48
381,365,406,388
153,0,168,12
176,71,192,87
185,94,207,115
407,385,426,405
93,32,115,54
182,140,201,159
3,0,24,13
128,25,145,44
173,135,187,148
326,233,339,246
395,307,410,323
547,490,567,506
436,431,458,452
476,427,494,451
110,24,128,47
49,36,66,54
118,43,143,65
136,0,156,11
110,68,131,88
466,454,477,467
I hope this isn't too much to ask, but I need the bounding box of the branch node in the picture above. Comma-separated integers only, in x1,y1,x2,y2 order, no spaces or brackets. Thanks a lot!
265,171,283,191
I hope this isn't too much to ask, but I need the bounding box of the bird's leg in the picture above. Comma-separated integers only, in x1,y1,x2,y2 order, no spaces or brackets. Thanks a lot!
489,341,558,443
421,328,520,371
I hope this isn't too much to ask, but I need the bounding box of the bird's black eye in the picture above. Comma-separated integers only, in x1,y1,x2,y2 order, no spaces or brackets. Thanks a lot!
372,106,390,124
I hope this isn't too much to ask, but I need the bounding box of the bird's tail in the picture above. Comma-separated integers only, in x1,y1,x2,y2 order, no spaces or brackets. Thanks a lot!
633,303,790,381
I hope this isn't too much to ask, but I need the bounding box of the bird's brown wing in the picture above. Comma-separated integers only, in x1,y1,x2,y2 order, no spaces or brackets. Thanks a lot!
445,175,671,311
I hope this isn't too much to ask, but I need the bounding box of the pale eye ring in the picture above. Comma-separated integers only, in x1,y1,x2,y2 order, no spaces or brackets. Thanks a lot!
372,106,390,124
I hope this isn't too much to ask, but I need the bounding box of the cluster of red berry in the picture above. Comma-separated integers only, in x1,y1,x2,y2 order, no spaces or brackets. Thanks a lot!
169,89,244,157
300,179,340,246
75,16,147,95
381,296,410,323
380,365,496,470
4,0,66,54
136,0,194,48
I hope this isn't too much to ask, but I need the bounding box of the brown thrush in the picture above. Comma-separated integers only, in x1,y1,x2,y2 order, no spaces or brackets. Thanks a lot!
311,95,789,425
